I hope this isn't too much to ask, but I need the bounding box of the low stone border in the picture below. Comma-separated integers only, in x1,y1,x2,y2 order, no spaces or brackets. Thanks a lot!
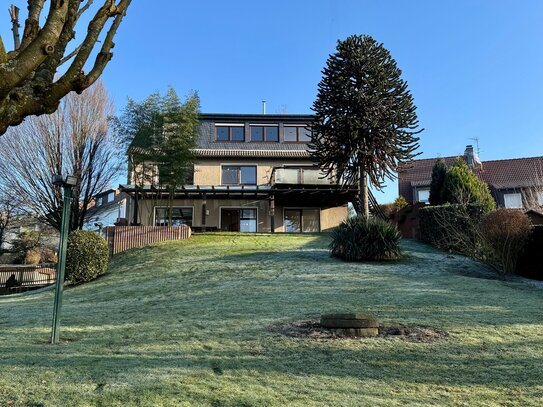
273,320,449,343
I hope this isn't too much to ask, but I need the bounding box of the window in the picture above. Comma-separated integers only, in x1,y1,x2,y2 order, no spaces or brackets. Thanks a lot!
221,208,257,232
417,189,430,204
155,207,193,226
504,193,523,209
538,191,543,206
96,197,103,206
215,125,244,141
284,209,320,233
284,126,312,142
240,209,257,232
222,165,257,185
250,126,279,142
108,192,115,202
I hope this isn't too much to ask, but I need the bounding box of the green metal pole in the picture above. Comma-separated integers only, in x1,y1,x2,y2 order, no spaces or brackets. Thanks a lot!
51,186,73,344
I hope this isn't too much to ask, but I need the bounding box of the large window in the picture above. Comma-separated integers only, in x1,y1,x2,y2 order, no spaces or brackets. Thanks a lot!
222,165,257,185
221,208,257,232
504,193,523,209
250,126,279,142
284,126,311,142
284,209,320,233
155,207,193,226
215,125,245,142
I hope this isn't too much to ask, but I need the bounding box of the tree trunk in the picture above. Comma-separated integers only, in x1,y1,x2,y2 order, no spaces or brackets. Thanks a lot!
358,167,370,219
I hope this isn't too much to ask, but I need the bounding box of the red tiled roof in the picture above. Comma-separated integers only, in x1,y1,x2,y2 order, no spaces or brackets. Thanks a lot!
398,154,543,204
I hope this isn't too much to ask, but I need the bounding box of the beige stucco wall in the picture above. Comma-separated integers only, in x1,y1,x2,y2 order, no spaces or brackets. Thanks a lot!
127,198,347,233
193,158,314,186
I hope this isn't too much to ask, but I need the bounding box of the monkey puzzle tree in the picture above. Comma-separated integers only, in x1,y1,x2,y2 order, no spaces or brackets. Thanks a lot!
0,0,132,135
311,35,422,218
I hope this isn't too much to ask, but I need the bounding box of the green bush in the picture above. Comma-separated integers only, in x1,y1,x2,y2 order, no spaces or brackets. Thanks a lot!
419,204,485,255
66,230,109,284
441,158,495,213
480,209,532,275
330,215,402,261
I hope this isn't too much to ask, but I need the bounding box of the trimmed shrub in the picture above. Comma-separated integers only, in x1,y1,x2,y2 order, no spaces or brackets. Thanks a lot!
66,230,109,284
441,158,495,213
330,215,402,261
24,249,41,265
480,209,532,275
419,204,485,255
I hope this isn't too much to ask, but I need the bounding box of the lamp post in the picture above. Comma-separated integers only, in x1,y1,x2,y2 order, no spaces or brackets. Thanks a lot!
51,174,78,344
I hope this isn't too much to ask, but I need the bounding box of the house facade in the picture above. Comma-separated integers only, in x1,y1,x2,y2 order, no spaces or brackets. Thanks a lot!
82,189,129,233
398,145,543,209
121,114,354,233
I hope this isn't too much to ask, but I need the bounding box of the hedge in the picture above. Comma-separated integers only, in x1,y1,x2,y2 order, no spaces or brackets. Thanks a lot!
419,204,485,255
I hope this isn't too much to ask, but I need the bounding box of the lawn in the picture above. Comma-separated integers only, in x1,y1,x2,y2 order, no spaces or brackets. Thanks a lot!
0,233,542,406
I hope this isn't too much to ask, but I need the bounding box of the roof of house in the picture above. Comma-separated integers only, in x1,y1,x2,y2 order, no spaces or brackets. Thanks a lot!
399,155,543,191
129,113,315,158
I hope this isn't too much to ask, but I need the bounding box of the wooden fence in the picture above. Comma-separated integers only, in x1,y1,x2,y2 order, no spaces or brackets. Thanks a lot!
0,264,57,294
105,225,191,255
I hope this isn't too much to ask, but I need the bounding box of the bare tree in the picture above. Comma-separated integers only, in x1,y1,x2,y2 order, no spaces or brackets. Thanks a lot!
0,189,22,253
0,0,132,135
0,81,121,230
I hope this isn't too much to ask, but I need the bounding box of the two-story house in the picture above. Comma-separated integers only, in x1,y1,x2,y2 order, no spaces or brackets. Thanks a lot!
398,145,543,209
120,113,354,233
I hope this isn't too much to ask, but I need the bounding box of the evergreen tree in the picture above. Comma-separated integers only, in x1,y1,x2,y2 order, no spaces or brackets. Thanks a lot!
311,35,422,218
116,88,200,224
441,158,495,213
429,159,448,205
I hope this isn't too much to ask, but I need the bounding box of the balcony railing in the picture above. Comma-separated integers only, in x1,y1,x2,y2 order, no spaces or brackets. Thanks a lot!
272,168,334,185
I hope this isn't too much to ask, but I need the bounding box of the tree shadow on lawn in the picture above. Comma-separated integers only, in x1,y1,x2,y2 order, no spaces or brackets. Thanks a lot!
0,323,541,390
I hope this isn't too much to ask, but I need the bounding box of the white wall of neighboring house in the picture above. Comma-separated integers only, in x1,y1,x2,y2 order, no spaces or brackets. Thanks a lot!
83,199,127,232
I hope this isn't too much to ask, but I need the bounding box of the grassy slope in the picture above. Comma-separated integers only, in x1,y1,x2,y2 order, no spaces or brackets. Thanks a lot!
0,233,542,407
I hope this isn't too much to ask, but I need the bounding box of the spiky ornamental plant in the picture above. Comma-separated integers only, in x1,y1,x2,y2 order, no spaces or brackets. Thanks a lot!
429,159,448,205
311,35,422,218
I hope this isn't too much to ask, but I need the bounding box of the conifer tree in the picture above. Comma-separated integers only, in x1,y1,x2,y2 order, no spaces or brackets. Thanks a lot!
311,35,422,217
429,159,448,205
441,158,495,213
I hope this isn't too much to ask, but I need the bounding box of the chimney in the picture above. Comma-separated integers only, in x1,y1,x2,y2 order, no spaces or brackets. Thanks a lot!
262,100,266,115
464,144,481,168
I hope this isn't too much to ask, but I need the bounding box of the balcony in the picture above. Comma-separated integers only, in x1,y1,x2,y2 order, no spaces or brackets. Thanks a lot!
272,167,335,185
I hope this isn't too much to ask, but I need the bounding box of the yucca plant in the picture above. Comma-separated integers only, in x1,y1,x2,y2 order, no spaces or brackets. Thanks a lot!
330,215,402,261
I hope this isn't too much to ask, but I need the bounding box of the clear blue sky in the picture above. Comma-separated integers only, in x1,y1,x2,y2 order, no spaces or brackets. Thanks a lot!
5,1,543,202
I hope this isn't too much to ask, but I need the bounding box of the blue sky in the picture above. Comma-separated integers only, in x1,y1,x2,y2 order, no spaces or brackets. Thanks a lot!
4,1,543,202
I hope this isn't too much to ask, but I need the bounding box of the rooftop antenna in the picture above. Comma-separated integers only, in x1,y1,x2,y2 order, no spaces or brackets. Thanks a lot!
262,100,266,115
469,137,482,157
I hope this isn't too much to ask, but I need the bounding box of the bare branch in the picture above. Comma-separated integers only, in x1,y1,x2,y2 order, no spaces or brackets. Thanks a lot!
20,0,47,50
59,44,83,65
0,0,132,135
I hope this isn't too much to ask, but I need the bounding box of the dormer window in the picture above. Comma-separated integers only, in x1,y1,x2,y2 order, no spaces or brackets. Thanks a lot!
250,125,279,142
215,124,244,142
284,125,311,143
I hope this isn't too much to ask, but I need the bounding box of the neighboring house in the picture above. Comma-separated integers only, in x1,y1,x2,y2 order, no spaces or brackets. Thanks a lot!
398,145,543,209
83,189,129,232
120,113,354,233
